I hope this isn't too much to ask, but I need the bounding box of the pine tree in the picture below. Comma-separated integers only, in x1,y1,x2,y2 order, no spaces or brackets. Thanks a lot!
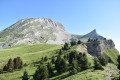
0,69,3,74
60,58,68,72
72,58,78,70
3,65,8,71
51,56,55,64
71,41,77,46
94,58,104,70
64,55,67,60
59,49,62,55
77,40,81,44
13,57,23,69
44,56,48,61
47,62,54,77
81,53,90,70
87,38,91,42
96,38,98,41
22,70,29,80
117,55,120,70
69,58,78,75
69,50,78,64
104,38,106,40
55,55,62,73
7,58,14,72
55,56,68,73
40,57,44,64
98,56,108,66
63,42,69,50
33,64,49,80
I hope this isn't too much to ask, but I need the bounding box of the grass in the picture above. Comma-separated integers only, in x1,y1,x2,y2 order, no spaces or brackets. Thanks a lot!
103,49,119,64
0,44,119,80
0,44,62,80
62,69,107,80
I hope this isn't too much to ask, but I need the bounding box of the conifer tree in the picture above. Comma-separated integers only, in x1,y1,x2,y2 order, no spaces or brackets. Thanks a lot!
63,42,69,50
71,41,77,46
81,53,90,70
77,52,90,70
60,58,68,72
44,56,48,61
55,56,68,73
117,55,120,70
7,58,14,72
70,58,78,75
51,56,55,64
77,40,81,44
13,57,23,69
72,58,78,70
47,62,54,77
40,57,44,64
55,55,62,73
33,64,49,80
87,38,91,42
0,69,3,74
98,56,108,66
69,50,78,64
3,65,7,71
94,58,104,70
59,49,62,55
64,55,67,60
22,70,29,80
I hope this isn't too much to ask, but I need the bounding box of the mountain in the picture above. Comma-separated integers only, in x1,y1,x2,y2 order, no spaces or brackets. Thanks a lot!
0,18,71,49
80,29,105,42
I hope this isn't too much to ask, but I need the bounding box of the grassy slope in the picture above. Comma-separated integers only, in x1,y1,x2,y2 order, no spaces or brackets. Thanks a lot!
0,44,119,80
104,49,119,64
0,44,62,80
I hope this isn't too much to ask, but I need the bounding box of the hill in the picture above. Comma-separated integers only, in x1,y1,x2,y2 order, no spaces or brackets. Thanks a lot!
0,43,119,80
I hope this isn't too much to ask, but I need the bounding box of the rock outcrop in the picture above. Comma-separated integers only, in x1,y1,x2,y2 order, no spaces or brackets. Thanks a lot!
86,39,115,56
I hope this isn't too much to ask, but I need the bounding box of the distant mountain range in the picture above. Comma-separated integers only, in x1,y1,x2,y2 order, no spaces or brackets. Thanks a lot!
0,18,105,49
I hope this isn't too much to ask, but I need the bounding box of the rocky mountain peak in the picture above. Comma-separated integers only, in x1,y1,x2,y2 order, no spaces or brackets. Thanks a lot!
0,18,71,49
90,29,97,34
80,29,104,40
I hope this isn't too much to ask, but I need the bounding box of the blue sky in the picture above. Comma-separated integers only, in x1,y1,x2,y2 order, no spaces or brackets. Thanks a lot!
0,0,120,51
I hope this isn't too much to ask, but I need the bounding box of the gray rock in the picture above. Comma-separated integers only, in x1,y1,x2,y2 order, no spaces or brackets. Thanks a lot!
0,18,71,49
86,39,115,56
80,29,104,41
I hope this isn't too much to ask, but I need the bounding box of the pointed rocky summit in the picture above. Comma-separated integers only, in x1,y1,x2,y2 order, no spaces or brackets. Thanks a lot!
80,29,104,40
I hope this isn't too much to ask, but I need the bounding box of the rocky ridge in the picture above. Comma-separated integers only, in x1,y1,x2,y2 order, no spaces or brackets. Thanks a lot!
86,39,115,56
0,18,71,49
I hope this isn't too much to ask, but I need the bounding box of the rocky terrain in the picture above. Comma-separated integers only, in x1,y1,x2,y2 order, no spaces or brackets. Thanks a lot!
0,17,116,52
0,18,71,49
86,40,115,56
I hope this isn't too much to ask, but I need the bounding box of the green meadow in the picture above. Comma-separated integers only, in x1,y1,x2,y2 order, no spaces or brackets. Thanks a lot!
0,44,62,80
0,44,119,80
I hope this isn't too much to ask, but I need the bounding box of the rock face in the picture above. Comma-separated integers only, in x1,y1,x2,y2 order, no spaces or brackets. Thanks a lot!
86,40,115,56
80,29,104,41
0,18,71,49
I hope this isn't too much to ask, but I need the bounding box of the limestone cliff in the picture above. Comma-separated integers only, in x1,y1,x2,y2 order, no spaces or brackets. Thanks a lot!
86,40,115,56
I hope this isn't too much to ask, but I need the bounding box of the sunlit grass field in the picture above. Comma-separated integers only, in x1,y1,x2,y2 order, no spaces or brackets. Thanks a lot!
0,44,119,80
0,44,63,80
